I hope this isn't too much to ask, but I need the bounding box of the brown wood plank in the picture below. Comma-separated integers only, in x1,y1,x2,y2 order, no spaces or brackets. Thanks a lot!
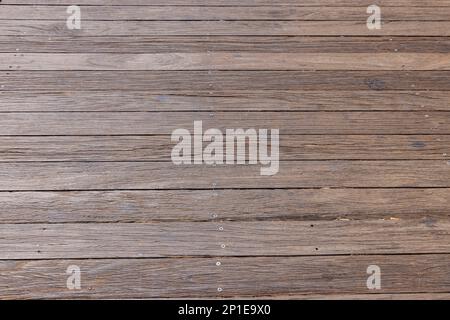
5,0,450,6
5,53,450,70
1,188,449,223
0,220,449,259
2,71,449,91
0,161,450,190
0,112,448,135
3,6,450,21
223,293,450,300
1,255,450,299
1,91,448,111
3,20,450,36
2,37,450,53
0,135,449,162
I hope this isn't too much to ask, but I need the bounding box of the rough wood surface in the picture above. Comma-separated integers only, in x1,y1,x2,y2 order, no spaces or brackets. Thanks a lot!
2,1,450,300
3,71,450,91
3,20,450,36
3,5,450,21
2,37,450,53
5,0,450,6
0,161,450,190
2,91,450,111
1,255,449,299
0,189,448,223
0,135,449,161
0,219,449,259
5,53,450,70
0,112,448,135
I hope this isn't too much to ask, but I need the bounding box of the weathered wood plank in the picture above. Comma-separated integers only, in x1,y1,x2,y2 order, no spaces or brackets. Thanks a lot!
3,20,450,36
2,71,449,91
4,6,450,21
0,112,447,135
2,37,449,53
0,188,449,223
1,91,448,111
0,135,449,162
0,220,449,259
1,255,450,299
230,293,450,300
5,53,450,70
5,0,450,6
0,161,450,190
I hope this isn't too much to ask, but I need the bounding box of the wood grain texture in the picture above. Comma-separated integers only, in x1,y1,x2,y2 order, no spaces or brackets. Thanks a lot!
0,112,448,135
5,0,450,6
1,161,450,190
3,71,450,91
0,188,448,223
1,91,449,111
2,0,450,300
3,20,450,36
0,135,449,161
3,6,450,21
1,219,449,259
222,293,450,300
1,255,449,299
2,37,450,53
5,53,450,70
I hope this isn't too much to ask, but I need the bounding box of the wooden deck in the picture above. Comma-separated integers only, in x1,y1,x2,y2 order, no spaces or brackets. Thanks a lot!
1,0,450,300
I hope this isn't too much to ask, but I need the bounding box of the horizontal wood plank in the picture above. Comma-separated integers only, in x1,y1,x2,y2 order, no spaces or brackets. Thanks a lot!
3,6,450,21
1,255,450,299
0,161,450,190
5,53,450,70
1,188,449,223
5,1,450,6
1,91,449,111
3,20,450,36
2,71,450,91
0,112,448,135
0,135,449,161
228,293,450,300
2,37,450,53
1,219,450,259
